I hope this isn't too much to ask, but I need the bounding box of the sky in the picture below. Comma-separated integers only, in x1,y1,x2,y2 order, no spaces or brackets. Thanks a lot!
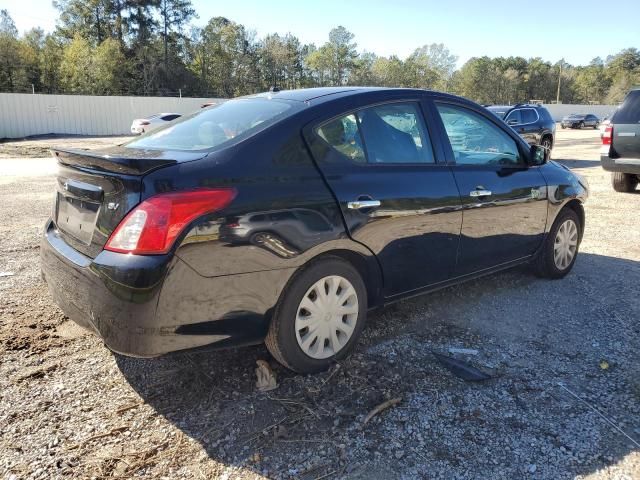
2,0,639,67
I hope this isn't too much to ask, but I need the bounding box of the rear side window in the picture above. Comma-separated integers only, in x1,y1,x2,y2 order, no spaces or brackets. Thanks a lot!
521,109,538,124
436,103,522,167
613,91,640,124
316,102,434,164
317,114,366,163
357,103,434,164
126,99,295,151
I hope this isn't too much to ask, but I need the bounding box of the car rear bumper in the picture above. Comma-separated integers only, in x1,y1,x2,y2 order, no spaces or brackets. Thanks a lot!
600,155,640,175
41,219,291,357
561,122,580,128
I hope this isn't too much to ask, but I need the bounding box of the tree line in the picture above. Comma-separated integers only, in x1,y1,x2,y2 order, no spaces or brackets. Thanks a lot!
0,2,638,104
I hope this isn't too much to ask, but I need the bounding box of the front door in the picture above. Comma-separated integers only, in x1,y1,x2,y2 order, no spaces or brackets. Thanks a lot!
434,102,548,275
506,107,541,145
305,100,462,298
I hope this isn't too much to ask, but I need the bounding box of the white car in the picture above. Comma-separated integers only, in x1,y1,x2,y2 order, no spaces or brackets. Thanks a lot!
130,113,181,135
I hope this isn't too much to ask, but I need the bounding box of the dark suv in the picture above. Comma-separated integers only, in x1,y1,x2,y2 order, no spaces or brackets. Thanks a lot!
486,104,556,155
600,88,640,192
40,88,587,373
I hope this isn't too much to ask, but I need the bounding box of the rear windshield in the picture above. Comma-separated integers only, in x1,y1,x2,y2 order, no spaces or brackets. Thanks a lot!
613,91,640,124
126,98,296,152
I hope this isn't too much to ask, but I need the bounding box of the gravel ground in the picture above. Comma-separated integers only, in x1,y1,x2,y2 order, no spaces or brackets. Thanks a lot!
1,127,639,480
0,135,133,159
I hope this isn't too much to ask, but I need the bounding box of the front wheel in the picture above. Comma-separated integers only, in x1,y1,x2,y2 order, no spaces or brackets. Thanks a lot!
533,208,581,279
265,257,367,373
579,121,585,129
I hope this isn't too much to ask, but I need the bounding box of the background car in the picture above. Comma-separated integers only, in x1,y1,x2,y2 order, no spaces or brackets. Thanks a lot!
486,104,556,156
561,113,600,129
130,113,181,134
600,88,640,192
41,87,587,374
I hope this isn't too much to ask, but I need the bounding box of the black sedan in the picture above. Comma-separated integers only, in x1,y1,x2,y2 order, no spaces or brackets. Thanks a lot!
561,113,600,129
41,87,588,373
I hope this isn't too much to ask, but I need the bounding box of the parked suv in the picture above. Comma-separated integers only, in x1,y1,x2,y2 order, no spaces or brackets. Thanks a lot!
486,104,556,155
41,88,587,373
600,88,640,192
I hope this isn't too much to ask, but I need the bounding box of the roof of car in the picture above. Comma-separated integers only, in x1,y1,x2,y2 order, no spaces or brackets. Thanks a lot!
250,87,386,102
488,104,544,110
245,87,486,113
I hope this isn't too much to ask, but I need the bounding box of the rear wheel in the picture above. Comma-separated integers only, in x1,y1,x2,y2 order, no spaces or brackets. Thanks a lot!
611,172,638,192
533,208,581,279
265,257,367,373
594,122,599,130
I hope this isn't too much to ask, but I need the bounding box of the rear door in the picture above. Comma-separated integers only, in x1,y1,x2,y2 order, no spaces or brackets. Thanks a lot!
305,98,462,298
612,90,640,160
433,101,548,276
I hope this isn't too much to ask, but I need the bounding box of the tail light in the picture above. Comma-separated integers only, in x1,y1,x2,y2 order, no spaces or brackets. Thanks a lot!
602,125,613,145
105,188,236,255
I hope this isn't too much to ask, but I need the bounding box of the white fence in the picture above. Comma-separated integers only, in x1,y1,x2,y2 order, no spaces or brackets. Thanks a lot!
0,93,222,139
0,93,621,139
538,104,617,122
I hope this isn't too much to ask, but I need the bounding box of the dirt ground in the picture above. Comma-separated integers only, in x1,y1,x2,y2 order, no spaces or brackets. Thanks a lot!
0,135,133,159
1,128,639,480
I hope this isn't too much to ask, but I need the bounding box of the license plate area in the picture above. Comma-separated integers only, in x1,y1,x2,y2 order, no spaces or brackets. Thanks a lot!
56,192,101,246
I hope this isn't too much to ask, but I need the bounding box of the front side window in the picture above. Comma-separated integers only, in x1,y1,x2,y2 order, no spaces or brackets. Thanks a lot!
126,98,295,151
316,114,366,163
505,109,522,125
356,103,434,164
436,104,523,167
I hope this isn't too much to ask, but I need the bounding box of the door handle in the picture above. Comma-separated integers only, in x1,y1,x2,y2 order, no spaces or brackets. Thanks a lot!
469,189,492,197
347,199,381,210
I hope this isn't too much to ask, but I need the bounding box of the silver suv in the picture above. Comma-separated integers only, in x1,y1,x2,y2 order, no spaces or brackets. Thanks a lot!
600,88,640,192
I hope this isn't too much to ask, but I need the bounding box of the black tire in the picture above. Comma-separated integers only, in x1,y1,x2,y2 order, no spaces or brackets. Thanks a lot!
594,122,599,130
541,136,553,160
561,125,566,129
533,208,581,279
265,257,367,373
611,172,638,193
579,121,584,129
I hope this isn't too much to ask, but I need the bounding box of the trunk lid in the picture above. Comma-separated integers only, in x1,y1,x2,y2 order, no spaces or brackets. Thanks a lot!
51,147,205,258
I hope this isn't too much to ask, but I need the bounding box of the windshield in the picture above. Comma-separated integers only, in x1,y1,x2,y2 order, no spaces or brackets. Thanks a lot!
126,98,296,152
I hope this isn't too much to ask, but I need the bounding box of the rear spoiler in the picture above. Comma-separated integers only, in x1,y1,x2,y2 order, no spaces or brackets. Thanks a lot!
52,148,179,176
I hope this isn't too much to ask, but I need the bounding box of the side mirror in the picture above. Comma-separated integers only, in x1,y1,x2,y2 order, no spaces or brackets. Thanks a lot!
530,144,547,166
